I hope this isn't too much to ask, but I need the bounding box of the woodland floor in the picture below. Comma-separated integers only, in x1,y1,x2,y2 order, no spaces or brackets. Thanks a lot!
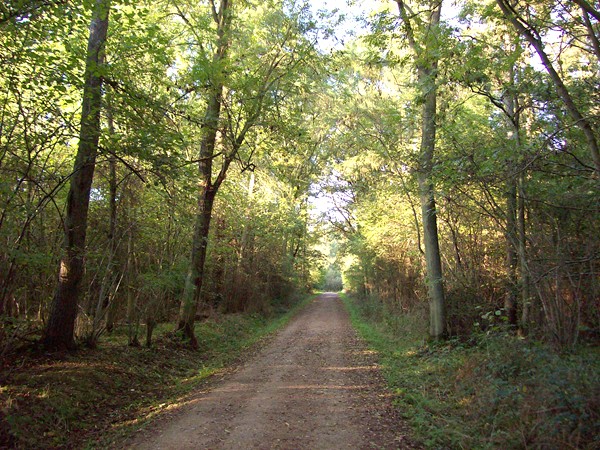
126,293,417,449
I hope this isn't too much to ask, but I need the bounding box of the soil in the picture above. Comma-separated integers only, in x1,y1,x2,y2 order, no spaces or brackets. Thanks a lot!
128,293,417,449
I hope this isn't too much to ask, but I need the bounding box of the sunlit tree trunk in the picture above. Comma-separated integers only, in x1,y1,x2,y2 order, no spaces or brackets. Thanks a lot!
176,0,232,348
517,172,531,332
125,228,140,346
396,0,446,339
505,176,518,326
42,0,110,350
503,87,519,327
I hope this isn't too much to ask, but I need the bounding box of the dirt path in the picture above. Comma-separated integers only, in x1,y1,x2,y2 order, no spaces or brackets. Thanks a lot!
129,293,415,449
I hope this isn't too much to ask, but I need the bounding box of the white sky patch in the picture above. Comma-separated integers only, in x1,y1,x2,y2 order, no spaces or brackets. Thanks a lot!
308,172,356,227
308,0,387,51
306,0,462,223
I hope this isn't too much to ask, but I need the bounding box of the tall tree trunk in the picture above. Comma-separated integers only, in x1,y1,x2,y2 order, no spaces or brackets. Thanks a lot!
503,87,519,327
496,0,600,174
126,228,140,346
42,0,110,350
177,185,218,347
396,0,446,339
90,102,118,344
505,176,518,326
105,104,118,332
176,0,232,348
518,172,531,332
418,168,446,338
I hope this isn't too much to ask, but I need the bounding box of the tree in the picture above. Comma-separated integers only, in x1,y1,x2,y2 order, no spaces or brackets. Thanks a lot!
175,0,233,347
42,0,111,350
496,0,600,174
395,0,446,339
175,0,321,346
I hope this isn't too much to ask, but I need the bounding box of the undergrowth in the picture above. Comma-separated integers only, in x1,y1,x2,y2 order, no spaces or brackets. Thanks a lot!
342,293,600,449
0,293,314,449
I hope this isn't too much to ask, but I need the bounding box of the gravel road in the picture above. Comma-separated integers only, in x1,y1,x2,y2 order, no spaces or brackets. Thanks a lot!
129,293,416,449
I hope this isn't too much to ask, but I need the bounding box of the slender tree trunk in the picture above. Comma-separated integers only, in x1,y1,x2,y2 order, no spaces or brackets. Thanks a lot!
42,0,110,350
237,171,255,271
126,228,139,346
503,88,519,327
176,0,232,348
177,186,217,347
229,171,255,312
89,104,118,344
581,7,600,64
505,176,518,326
502,79,531,333
518,172,531,332
105,106,118,332
573,0,600,22
396,0,446,339
418,176,446,339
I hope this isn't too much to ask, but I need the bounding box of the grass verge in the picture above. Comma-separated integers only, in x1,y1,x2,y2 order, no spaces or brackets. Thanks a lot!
0,293,314,449
341,293,600,449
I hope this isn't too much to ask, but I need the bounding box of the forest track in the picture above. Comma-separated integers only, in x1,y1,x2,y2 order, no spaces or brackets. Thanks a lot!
128,293,415,449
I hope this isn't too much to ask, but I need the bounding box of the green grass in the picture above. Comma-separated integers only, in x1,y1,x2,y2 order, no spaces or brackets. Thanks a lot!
341,293,600,449
0,293,315,449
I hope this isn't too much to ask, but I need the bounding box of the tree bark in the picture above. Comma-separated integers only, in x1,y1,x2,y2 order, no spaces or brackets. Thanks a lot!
176,0,232,347
105,142,118,333
505,175,518,326
573,0,600,23
125,228,140,346
581,6,600,64
42,0,110,350
503,86,519,328
105,104,118,332
517,172,531,332
396,0,446,339
177,185,218,348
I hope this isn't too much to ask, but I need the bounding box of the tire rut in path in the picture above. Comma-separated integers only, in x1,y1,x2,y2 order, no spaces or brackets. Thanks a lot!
129,293,415,449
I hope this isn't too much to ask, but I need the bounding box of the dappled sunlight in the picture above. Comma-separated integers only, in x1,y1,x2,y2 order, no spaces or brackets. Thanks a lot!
458,396,473,407
212,383,251,394
113,392,215,431
282,384,370,390
323,365,378,371
36,361,123,372
350,349,379,356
